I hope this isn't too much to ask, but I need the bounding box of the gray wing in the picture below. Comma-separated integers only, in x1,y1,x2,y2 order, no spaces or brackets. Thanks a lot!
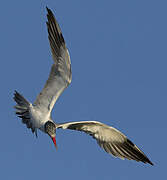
57,121,153,165
34,8,72,114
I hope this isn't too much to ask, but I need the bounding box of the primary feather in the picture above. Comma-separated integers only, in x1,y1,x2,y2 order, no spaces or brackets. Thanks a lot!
57,121,153,165
34,7,72,115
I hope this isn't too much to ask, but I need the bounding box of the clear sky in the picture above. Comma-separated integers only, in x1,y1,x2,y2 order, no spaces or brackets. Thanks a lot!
0,0,166,179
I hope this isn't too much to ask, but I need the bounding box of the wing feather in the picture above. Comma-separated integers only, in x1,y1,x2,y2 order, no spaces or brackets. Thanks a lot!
57,121,153,165
34,8,72,114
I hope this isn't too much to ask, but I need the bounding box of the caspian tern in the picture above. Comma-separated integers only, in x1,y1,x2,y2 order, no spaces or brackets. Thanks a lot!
14,7,153,165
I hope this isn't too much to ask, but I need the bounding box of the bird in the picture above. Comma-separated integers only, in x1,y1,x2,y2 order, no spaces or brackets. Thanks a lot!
13,7,153,166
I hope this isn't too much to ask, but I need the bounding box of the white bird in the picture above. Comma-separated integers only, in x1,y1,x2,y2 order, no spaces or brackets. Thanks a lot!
14,7,153,166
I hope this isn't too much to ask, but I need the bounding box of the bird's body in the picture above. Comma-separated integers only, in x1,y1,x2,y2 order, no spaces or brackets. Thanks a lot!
29,104,50,131
14,7,153,166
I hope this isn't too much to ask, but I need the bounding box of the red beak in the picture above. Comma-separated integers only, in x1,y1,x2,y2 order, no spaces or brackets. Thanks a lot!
51,137,58,150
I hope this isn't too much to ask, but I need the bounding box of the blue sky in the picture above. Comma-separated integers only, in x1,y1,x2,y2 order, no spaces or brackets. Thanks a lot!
0,0,166,179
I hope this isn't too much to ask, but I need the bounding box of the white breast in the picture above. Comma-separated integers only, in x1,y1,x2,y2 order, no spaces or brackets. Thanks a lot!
29,105,50,131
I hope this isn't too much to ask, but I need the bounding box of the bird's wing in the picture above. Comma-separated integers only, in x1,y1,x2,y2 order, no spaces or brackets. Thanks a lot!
57,121,153,165
34,7,72,114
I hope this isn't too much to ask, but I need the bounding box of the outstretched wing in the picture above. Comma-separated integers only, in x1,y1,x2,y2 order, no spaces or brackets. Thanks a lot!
34,8,72,114
57,121,153,165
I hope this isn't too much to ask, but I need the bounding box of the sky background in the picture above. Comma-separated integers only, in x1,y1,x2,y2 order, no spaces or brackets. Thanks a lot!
0,0,166,179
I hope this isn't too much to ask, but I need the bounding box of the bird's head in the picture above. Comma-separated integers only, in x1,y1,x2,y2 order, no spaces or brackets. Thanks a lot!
44,121,57,149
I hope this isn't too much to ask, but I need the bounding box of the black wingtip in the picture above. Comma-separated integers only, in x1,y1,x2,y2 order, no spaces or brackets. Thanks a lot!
126,138,154,166
147,159,154,166
46,6,49,12
142,152,154,166
46,6,53,15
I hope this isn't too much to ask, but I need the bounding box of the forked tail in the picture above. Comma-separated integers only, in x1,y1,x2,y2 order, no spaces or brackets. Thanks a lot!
13,91,37,136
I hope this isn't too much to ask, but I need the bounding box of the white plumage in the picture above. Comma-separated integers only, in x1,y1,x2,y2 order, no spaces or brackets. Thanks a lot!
13,7,153,165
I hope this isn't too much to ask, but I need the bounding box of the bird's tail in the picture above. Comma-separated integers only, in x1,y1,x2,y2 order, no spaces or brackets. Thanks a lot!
13,90,31,122
14,90,30,109
13,91,37,136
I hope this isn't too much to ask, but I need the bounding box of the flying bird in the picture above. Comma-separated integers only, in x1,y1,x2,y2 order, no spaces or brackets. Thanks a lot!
14,7,153,166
